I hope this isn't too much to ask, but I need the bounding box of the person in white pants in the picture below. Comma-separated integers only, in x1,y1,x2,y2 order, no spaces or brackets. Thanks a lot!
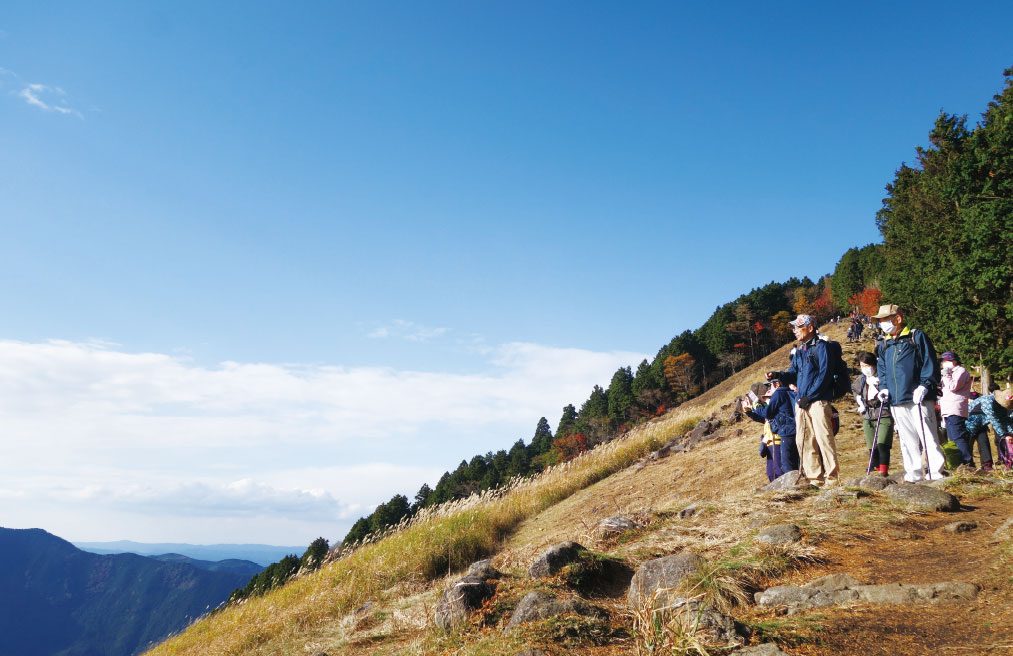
873,304,946,482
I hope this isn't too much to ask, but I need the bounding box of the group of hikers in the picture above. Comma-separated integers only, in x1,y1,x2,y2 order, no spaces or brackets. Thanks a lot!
740,305,1013,486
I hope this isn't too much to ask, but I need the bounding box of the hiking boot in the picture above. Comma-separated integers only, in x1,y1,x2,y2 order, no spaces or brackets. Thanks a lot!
983,462,995,473
872,470,888,477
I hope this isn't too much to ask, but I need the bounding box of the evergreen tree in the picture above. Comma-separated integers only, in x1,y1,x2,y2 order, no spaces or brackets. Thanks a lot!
877,68,1013,383
555,404,578,437
606,366,634,424
412,483,432,512
530,417,553,454
300,537,329,571
831,247,863,311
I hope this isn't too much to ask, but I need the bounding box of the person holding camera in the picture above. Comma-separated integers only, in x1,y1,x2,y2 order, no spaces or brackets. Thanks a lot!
767,314,839,487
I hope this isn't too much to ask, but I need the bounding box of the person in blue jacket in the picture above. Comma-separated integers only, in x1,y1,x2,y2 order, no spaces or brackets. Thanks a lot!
872,304,946,482
767,314,838,486
762,378,798,473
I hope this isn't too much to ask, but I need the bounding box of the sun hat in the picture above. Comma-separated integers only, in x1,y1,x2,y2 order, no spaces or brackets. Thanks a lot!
788,314,814,327
872,304,902,320
996,391,1013,410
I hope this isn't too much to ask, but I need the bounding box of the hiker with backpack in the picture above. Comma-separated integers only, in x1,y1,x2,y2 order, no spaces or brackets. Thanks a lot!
965,389,1013,469
872,304,946,482
766,314,840,487
852,351,894,476
938,351,977,471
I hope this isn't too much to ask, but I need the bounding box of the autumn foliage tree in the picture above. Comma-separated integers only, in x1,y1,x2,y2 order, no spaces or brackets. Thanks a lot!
848,287,882,316
663,353,697,400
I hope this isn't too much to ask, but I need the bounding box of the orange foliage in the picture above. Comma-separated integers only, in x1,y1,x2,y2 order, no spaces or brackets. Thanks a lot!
550,433,588,462
663,353,697,395
848,287,883,316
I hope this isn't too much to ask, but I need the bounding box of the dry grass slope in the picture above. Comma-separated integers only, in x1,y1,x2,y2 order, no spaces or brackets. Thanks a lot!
147,322,1013,656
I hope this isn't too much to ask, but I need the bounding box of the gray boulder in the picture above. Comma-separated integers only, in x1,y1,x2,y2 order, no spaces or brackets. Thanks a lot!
763,470,804,491
627,552,707,610
528,541,586,578
755,575,977,611
884,484,960,511
434,574,497,630
679,503,698,519
846,474,896,491
755,524,802,545
506,591,604,630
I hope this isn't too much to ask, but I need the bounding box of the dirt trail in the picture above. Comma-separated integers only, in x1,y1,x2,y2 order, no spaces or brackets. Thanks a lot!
744,493,1013,656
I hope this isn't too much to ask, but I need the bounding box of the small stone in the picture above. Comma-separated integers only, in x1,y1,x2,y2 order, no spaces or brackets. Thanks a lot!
679,503,698,519
755,524,802,545
942,521,978,534
597,517,638,537
513,650,549,656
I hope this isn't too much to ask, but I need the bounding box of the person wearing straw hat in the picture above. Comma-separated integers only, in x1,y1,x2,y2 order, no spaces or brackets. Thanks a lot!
872,304,946,482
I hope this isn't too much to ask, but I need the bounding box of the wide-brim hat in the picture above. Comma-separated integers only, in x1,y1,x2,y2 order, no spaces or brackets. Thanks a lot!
996,392,1013,409
872,304,901,320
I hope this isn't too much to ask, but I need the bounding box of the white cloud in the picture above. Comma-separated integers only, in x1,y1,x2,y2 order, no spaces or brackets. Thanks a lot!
367,319,448,342
0,337,646,543
9,78,82,118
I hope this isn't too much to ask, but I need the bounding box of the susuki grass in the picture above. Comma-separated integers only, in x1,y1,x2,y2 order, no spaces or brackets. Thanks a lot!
144,411,695,656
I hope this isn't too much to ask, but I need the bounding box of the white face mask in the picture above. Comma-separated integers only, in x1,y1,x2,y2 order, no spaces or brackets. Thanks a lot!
861,365,875,377
879,320,896,334
942,361,955,370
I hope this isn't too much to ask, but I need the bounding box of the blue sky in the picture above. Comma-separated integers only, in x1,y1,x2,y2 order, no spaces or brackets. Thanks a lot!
1,2,1011,545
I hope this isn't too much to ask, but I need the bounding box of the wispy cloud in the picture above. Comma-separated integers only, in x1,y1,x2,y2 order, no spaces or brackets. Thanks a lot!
1,66,83,118
17,82,83,118
367,319,449,342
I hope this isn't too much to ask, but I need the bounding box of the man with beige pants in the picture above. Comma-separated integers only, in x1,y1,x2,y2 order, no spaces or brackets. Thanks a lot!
767,314,839,486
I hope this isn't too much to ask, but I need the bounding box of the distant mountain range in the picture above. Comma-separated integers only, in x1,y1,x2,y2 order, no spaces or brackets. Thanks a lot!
0,527,262,656
73,540,304,567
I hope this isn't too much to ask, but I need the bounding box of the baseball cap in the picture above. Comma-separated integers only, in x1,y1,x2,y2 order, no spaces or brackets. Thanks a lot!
788,314,814,327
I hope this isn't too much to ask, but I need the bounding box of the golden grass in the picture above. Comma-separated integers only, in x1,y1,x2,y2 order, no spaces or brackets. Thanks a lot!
144,412,694,656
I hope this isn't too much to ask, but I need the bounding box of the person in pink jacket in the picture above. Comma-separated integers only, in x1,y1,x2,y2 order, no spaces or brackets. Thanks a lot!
938,351,975,469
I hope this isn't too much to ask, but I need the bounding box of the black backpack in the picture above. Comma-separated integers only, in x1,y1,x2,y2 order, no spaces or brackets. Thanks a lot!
825,339,851,399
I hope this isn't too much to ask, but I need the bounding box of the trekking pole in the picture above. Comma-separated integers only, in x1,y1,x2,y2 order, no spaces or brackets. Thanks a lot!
916,401,932,480
867,401,885,476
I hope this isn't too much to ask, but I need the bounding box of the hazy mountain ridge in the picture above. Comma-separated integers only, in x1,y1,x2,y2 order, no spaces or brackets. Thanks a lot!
73,541,304,567
0,527,255,656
